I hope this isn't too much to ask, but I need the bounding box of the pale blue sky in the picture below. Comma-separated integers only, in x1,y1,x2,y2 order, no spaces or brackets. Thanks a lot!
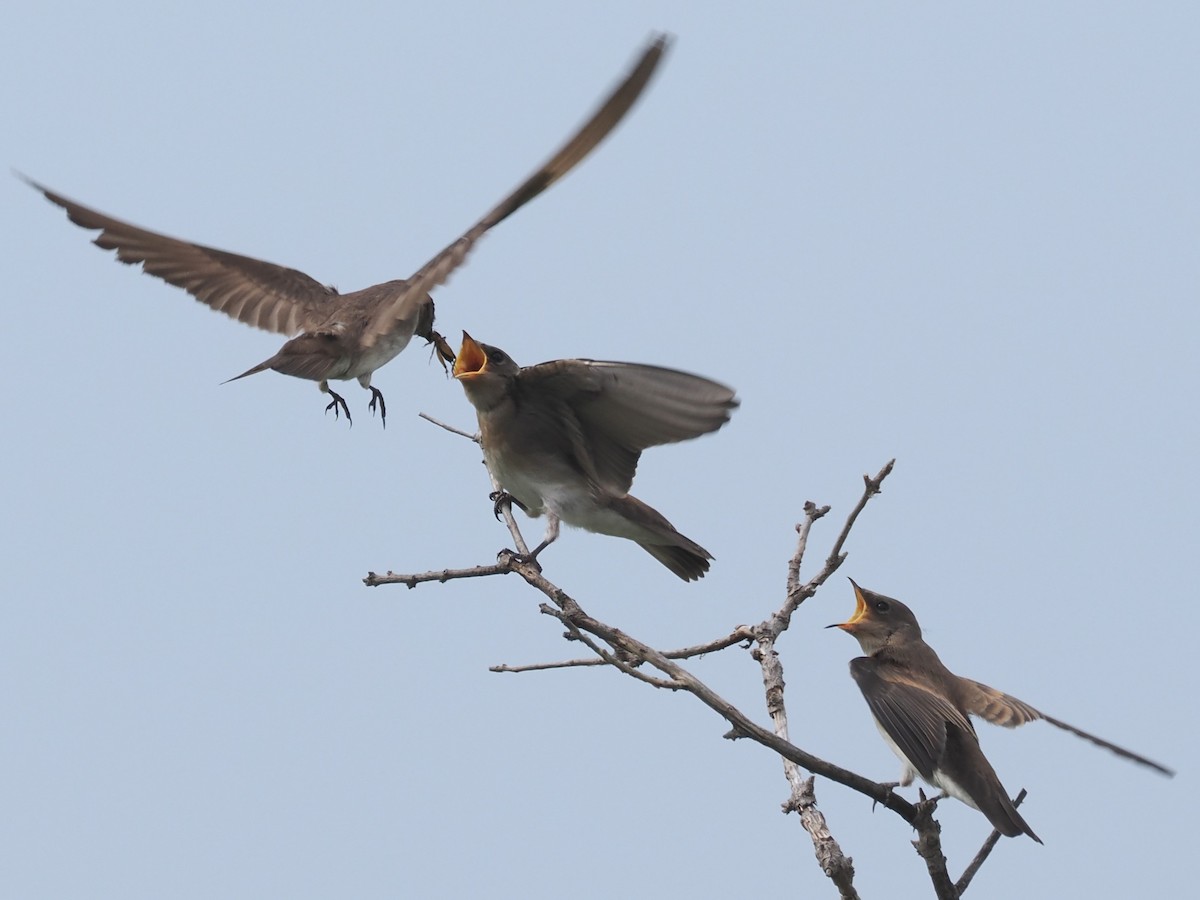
2,2,1195,897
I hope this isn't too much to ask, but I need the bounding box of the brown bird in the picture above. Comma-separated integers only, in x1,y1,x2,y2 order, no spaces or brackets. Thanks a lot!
831,580,1173,842
21,35,669,426
452,333,737,580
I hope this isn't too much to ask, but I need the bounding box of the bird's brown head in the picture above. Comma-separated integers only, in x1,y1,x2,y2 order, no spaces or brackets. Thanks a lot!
828,579,922,654
453,332,521,411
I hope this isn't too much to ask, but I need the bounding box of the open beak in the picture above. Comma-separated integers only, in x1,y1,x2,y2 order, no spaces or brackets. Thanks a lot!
453,331,487,379
827,578,869,631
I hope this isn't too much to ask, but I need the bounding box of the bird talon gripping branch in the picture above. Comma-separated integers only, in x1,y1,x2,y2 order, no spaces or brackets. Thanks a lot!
490,490,527,520
871,781,902,813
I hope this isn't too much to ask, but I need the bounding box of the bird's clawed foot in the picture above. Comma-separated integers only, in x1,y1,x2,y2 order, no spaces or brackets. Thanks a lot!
368,386,387,427
490,490,528,520
872,781,902,813
499,549,543,572
325,390,352,425
913,788,944,814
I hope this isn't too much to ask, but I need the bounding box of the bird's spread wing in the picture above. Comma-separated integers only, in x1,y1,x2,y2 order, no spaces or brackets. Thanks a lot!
964,679,1175,776
518,359,737,494
850,658,976,781
360,33,670,349
22,175,336,336
962,679,1043,728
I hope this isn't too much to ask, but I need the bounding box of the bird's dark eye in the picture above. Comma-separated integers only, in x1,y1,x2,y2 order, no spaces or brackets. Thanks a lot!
491,350,508,363
874,600,890,612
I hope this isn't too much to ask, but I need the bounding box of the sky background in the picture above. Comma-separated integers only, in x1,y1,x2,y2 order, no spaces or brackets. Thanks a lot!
2,2,1195,897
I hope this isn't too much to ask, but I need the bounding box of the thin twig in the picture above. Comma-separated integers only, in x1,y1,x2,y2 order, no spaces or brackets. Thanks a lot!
540,604,682,689
774,500,832,632
955,789,1028,896
418,411,479,442
786,459,895,608
418,410,531,556
491,658,604,673
818,460,895,583
491,490,531,557
785,501,830,602
489,626,755,674
364,562,509,588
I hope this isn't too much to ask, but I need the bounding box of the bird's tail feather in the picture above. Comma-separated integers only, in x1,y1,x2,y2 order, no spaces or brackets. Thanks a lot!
637,542,711,582
1040,714,1174,777
221,358,276,385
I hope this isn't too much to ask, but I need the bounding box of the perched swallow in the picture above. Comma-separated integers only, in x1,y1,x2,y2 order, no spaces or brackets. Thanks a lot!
21,35,669,426
452,333,737,580
832,580,1173,841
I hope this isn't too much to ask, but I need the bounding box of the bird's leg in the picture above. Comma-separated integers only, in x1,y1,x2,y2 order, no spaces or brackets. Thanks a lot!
319,381,352,425
504,514,558,573
528,513,561,560
490,490,529,520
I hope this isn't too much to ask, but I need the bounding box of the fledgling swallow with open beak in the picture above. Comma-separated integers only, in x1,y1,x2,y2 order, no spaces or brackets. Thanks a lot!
21,34,669,426
831,580,1174,841
453,333,737,580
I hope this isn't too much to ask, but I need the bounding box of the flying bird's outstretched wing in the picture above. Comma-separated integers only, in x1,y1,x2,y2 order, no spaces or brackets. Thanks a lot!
20,175,336,336
361,33,670,348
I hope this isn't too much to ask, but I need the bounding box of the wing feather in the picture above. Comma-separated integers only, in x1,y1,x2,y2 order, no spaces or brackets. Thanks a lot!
518,359,737,493
361,34,670,348
851,658,975,781
22,175,336,336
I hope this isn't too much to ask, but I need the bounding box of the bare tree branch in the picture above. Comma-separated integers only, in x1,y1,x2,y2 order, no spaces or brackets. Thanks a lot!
418,412,479,442
910,796,957,900
489,626,755,674
364,562,509,588
419,411,532,556
955,789,1028,896
782,459,895,615
365,459,1025,897
740,463,897,896
664,626,756,659
788,776,860,900
490,658,605,673
538,603,682,690
785,501,830,606
479,551,918,822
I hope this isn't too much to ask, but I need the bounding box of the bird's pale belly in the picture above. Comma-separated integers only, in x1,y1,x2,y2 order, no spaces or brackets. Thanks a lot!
485,452,654,542
343,331,415,381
